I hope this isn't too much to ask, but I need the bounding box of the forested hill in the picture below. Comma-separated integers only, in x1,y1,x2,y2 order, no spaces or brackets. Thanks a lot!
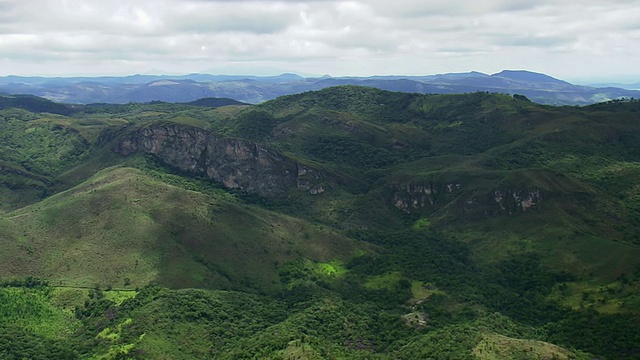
1,88,639,359
0,94,246,116
0,94,77,115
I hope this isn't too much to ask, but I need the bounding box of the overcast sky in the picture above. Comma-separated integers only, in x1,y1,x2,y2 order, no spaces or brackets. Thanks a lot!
1,0,639,83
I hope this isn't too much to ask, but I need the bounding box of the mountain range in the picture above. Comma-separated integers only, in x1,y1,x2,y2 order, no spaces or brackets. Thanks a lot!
1,70,639,105
1,87,639,358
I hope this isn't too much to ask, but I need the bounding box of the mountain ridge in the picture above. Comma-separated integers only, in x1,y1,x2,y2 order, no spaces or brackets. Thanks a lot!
2,70,639,106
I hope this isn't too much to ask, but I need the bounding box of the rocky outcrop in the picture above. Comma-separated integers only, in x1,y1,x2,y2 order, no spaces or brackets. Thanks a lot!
391,181,542,216
115,123,329,196
392,181,461,212
493,189,542,213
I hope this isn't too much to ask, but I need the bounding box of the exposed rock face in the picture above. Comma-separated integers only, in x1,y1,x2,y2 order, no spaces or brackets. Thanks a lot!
462,188,543,216
391,182,461,212
115,123,328,196
391,181,542,216
493,189,542,213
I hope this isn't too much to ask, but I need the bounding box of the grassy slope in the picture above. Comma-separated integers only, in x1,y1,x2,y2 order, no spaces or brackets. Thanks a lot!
472,332,589,360
0,166,368,293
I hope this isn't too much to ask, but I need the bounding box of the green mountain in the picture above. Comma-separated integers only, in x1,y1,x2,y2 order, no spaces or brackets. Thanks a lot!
1,88,639,359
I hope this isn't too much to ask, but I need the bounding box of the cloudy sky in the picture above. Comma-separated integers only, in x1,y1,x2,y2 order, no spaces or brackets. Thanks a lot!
1,0,639,82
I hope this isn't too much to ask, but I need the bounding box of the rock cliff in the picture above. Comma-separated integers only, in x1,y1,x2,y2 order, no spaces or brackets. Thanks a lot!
391,181,542,216
115,123,329,196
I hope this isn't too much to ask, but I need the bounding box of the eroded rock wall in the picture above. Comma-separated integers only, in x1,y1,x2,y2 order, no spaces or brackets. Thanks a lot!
391,181,543,216
115,123,328,196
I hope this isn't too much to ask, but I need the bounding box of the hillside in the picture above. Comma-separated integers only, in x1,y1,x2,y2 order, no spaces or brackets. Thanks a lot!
0,166,366,292
1,89,640,358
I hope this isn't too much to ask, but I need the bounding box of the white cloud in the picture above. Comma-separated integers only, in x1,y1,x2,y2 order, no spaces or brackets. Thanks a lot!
0,0,638,81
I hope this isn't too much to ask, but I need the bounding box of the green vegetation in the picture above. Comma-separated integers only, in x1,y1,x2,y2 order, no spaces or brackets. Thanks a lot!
0,165,364,292
1,88,640,358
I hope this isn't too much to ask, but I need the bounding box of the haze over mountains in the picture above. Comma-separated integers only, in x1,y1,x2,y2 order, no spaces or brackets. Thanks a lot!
1,70,639,106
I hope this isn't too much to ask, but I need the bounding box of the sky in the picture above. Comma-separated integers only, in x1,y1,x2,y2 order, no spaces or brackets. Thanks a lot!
1,0,639,83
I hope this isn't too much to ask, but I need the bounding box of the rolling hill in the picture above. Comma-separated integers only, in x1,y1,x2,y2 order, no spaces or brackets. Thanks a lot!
1,88,640,358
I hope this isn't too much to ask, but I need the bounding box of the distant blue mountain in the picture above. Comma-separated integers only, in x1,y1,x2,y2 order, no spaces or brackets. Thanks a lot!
1,70,638,105
492,70,571,85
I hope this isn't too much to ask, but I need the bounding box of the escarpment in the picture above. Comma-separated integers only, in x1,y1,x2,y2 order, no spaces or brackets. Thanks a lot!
115,123,329,196
391,181,543,215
